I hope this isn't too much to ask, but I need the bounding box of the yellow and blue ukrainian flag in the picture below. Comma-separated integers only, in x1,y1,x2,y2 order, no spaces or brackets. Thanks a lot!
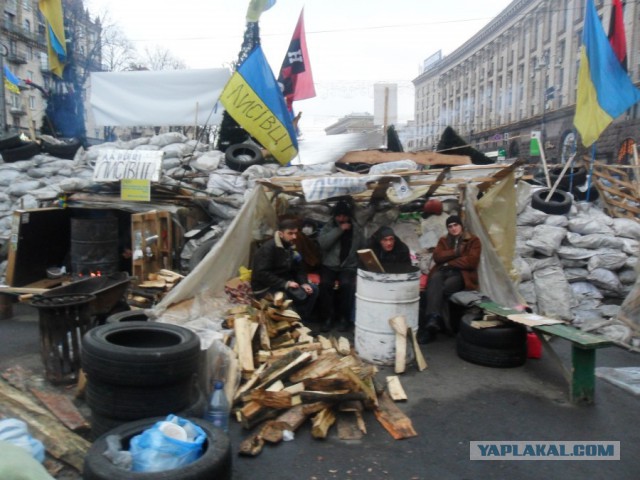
219,45,299,165
573,0,640,147
38,0,67,78
3,66,21,94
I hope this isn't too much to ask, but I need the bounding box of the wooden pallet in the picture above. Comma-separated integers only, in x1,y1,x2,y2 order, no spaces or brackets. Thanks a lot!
131,210,173,284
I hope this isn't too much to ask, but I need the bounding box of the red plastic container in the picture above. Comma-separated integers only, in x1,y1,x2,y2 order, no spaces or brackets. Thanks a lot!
527,332,542,359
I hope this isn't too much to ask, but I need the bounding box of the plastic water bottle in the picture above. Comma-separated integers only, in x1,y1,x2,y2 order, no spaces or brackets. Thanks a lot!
205,381,229,433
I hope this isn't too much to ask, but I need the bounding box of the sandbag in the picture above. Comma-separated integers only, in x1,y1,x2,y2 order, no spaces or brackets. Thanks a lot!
533,263,575,320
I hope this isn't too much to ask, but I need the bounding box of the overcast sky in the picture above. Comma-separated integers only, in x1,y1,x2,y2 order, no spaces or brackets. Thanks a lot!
86,0,513,137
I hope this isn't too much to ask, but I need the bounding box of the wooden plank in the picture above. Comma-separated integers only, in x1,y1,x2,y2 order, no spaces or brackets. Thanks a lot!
389,316,407,374
337,412,364,440
338,149,471,166
357,249,384,273
386,376,408,401
234,315,255,374
374,391,417,440
30,388,90,432
254,351,313,390
0,379,90,471
289,351,341,383
407,328,428,371
533,324,612,349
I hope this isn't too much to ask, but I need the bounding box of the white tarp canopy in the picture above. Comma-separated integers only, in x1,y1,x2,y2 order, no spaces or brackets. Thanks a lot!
90,69,230,126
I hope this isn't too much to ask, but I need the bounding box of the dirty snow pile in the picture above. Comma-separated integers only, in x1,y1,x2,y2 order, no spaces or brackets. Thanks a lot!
514,183,639,347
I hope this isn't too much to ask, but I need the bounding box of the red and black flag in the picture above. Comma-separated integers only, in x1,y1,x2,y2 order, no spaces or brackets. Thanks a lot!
608,0,627,71
277,9,316,111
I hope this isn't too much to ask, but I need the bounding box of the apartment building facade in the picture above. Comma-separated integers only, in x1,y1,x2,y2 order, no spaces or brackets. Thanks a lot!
1,0,101,139
411,0,640,166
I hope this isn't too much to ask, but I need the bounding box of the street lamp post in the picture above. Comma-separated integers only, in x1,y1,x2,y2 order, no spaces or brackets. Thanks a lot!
0,43,8,133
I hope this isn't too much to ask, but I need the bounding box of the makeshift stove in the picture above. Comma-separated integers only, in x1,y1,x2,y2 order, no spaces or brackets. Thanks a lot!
70,216,120,278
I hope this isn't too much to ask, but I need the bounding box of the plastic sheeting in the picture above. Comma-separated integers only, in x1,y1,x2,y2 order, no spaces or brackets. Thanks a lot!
464,180,525,309
90,69,230,126
153,186,277,316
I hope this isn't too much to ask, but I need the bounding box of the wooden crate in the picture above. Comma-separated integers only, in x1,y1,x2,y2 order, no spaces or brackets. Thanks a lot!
131,211,173,284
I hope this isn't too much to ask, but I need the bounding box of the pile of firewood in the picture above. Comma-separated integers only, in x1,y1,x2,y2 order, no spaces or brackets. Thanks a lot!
128,269,184,308
225,292,419,457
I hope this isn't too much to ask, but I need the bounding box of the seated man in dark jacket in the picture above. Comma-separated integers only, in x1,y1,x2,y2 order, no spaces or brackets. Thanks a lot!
251,218,318,323
365,226,413,272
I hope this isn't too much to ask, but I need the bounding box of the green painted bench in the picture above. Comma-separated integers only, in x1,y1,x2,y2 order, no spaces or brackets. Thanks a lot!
478,301,613,405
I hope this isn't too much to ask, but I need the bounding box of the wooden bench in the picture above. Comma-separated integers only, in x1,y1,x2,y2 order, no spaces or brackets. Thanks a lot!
478,301,613,405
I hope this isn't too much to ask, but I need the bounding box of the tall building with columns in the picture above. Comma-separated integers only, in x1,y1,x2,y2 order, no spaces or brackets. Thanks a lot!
411,0,640,167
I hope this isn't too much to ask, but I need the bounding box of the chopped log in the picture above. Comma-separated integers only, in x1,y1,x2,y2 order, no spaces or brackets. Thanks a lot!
0,379,90,471
374,391,418,440
239,434,265,456
302,401,332,415
302,377,353,392
340,368,378,409
275,404,308,431
407,328,428,371
311,408,336,439
338,400,363,412
386,376,408,401
259,420,292,444
273,291,285,307
138,279,166,288
267,307,301,323
337,412,364,440
355,410,367,434
254,351,313,390
283,382,305,395
259,350,304,382
262,342,323,360
228,305,250,315
389,316,408,374
239,402,279,430
233,363,267,403
234,315,255,374
30,388,90,432
300,391,367,403
244,389,293,409
317,335,333,350
289,351,341,383
336,336,351,356
266,380,284,392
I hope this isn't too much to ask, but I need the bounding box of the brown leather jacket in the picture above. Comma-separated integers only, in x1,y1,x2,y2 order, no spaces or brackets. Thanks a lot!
429,231,481,290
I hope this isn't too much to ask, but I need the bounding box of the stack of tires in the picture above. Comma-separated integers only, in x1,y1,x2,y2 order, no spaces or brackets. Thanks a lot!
83,416,232,480
531,166,599,215
81,322,205,438
456,309,527,368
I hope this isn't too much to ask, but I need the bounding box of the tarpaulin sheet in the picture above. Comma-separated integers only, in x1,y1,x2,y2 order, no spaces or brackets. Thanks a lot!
90,69,230,126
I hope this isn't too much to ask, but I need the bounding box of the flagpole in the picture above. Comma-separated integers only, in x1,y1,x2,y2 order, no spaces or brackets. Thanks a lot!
0,43,7,132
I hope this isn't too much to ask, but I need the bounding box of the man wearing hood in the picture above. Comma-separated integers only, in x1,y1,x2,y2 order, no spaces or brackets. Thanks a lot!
365,226,412,272
251,218,318,324
419,214,481,344
317,199,365,332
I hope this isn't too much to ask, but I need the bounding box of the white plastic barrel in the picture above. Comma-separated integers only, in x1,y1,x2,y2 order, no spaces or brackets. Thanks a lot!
354,267,421,365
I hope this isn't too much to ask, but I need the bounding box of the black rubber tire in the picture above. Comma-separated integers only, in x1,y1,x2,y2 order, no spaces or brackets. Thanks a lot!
188,237,218,272
89,389,208,440
548,166,587,189
40,138,82,159
83,417,232,480
456,336,527,368
224,142,264,172
0,133,23,151
1,142,40,162
81,322,201,387
106,310,149,323
458,310,527,349
85,376,196,420
531,188,572,215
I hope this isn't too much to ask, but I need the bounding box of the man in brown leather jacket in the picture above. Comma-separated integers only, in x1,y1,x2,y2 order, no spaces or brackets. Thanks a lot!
418,214,481,344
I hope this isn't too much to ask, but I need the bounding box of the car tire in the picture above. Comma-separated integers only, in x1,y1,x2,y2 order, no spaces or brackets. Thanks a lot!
456,336,527,368
40,138,82,159
458,309,527,349
85,376,197,420
571,183,600,202
1,142,40,162
224,143,264,172
83,417,232,480
548,166,587,188
531,188,572,215
106,310,149,323
81,322,201,387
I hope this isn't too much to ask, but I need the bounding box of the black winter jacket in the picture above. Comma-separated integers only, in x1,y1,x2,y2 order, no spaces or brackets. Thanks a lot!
251,233,306,295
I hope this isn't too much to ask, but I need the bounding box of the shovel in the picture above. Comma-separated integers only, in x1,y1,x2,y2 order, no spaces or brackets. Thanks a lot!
389,315,408,374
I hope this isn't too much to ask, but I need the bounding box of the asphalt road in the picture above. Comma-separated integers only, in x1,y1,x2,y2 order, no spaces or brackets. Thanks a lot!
1,303,639,479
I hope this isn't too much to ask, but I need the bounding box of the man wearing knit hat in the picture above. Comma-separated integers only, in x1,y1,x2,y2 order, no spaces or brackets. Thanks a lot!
317,199,365,332
419,214,481,344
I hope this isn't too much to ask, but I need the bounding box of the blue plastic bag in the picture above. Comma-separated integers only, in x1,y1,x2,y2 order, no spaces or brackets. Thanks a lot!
129,415,206,472
0,419,45,463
